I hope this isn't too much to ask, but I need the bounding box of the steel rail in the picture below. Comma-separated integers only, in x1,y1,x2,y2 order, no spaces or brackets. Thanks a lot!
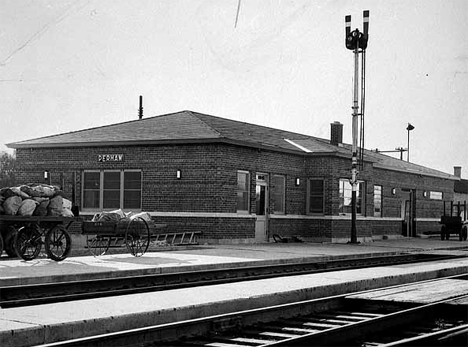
259,294,468,346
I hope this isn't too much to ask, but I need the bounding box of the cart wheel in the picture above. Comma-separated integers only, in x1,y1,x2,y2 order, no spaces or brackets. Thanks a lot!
87,235,110,256
4,226,18,257
15,226,42,261
125,217,150,257
45,226,71,261
440,226,446,240
461,225,467,241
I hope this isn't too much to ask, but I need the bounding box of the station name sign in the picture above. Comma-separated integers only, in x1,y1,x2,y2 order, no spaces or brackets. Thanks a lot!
98,154,124,162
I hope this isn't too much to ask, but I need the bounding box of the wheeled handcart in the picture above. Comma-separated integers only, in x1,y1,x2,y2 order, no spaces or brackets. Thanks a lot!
439,201,467,241
81,217,151,257
0,215,73,261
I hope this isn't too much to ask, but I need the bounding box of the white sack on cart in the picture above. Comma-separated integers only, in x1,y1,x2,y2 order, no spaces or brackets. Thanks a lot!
18,199,39,216
3,196,22,215
61,208,74,217
10,187,30,199
108,209,126,219
129,212,152,222
62,198,72,210
48,195,63,216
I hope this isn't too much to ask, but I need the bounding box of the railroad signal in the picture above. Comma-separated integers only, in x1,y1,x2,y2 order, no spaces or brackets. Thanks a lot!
344,10,370,244
345,11,369,50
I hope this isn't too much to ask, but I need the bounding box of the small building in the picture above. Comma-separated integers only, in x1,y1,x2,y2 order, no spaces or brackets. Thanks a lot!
7,111,458,243
453,166,468,220
454,167,468,202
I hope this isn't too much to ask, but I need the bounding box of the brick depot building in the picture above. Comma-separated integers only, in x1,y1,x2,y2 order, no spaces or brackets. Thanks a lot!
8,111,458,243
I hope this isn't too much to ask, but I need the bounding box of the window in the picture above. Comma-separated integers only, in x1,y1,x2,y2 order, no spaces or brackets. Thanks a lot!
272,175,285,214
308,179,324,214
83,171,100,209
82,170,142,210
103,171,120,209
374,185,382,217
236,171,250,212
339,179,364,215
430,191,443,200
124,171,142,209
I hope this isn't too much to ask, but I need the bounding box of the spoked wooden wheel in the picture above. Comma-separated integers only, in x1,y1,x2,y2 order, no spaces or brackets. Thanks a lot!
125,217,150,257
4,226,18,257
45,225,72,261
15,225,42,261
86,235,110,256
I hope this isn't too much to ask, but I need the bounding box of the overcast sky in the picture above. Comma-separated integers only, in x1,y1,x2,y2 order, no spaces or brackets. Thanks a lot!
1,0,467,176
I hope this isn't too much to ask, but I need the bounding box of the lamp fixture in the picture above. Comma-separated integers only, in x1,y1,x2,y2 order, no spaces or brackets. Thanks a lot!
176,170,181,179
295,177,300,186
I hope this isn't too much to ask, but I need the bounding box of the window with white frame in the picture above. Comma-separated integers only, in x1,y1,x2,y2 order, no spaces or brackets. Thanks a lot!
339,179,364,215
272,175,285,214
236,171,250,212
82,170,142,210
374,185,382,217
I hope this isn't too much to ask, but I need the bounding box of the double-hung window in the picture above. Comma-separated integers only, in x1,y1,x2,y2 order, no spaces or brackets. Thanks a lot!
83,170,142,210
308,179,324,214
374,185,382,217
339,179,364,215
236,171,250,212
272,175,285,214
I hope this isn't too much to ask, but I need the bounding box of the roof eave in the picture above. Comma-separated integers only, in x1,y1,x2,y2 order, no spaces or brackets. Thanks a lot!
7,138,222,149
374,164,459,181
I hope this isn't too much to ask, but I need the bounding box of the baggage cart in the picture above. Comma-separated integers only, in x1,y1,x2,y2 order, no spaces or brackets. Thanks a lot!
0,215,73,261
440,201,467,241
81,217,150,257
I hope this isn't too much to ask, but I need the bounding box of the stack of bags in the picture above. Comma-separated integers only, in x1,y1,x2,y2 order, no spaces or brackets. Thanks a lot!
0,184,74,217
91,209,151,223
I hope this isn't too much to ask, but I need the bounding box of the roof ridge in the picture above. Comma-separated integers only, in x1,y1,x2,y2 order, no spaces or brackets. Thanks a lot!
186,111,223,138
189,110,331,143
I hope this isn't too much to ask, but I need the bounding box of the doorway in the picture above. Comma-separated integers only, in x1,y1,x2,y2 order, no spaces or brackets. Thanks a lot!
401,189,415,237
255,174,269,242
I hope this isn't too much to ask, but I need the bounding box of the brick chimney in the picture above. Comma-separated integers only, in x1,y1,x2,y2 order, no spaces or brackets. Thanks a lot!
330,121,343,146
454,166,462,178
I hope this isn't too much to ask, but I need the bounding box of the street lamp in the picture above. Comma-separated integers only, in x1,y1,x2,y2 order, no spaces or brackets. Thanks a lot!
406,123,415,162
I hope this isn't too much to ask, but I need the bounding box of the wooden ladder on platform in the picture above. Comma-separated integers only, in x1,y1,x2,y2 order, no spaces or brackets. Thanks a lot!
152,231,201,245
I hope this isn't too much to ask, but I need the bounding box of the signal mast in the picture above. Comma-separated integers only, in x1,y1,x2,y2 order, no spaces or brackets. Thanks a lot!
345,10,369,244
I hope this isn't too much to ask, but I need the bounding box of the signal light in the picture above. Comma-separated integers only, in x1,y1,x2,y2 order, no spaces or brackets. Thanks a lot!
345,11,369,51
346,29,361,50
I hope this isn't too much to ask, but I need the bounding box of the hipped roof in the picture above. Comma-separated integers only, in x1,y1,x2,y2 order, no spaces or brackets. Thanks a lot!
8,110,457,180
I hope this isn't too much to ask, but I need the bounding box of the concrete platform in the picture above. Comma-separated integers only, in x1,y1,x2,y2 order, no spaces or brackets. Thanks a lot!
2,238,467,287
1,238,468,347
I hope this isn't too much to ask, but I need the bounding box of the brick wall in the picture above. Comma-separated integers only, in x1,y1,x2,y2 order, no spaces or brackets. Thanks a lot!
14,143,455,242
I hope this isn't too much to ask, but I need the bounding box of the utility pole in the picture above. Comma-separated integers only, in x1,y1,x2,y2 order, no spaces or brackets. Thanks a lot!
345,11,369,244
406,123,415,162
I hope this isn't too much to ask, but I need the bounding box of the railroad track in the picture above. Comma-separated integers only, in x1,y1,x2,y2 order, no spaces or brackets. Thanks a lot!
0,253,463,308
38,275,468,347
